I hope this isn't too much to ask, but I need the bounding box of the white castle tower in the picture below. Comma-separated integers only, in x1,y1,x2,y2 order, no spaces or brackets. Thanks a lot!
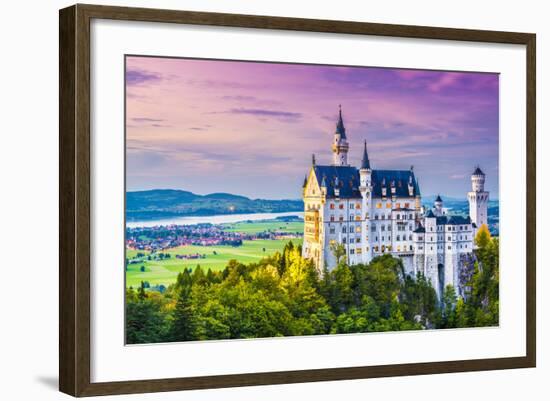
467,166,489,228
331,105,349,166
358,140,373,264
433,194,444,216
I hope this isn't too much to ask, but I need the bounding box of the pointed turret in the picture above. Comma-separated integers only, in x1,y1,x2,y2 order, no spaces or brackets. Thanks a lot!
360,140,370,170
302,175,308,188
434,194,444,216
473,166,485,176
331,105,350,166
335,104,346,139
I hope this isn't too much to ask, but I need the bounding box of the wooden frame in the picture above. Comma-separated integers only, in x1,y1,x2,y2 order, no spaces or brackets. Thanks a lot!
59,3,536,397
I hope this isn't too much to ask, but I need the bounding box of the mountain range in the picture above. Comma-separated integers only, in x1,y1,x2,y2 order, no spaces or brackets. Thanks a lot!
126,189,303,221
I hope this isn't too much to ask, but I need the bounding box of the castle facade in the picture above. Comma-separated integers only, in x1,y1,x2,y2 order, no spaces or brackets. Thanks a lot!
302,107,489,299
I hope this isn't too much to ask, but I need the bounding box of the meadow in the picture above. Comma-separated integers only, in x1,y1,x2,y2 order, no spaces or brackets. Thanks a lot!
223,220,303,234
126,219,303,288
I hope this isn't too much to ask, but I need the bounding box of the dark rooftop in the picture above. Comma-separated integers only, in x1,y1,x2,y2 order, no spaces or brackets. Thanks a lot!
312,166,420,199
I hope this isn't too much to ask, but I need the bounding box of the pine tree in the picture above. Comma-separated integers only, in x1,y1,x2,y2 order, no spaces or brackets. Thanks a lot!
170,269,196,341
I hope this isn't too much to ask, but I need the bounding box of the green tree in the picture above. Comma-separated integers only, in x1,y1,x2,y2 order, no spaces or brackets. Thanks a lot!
330,242,346,265
440,284,458,328
126,287,169,344
170,270,195,341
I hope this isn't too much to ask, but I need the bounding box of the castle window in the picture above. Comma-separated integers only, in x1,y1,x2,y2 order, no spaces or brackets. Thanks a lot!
405,203,410,209
397,235,400,241
350,214,354,220
356,226,361,233
381,225,385,232
376,203,382,209
409,235,412,241
448,236,451,241
386,203,391,209
397,214,401,220
356,215,361,221
329,227,335,234
410,245,413,251
330,215,335,222
397,246,401,252
448,245,451,250
330,203,335,209
343,238,347,243
356,203,361,209
371,225,376,232
396,203,401,209
350,203,355,209
350,238,354,243
342,226,347,233
339,204,344,209
339,216,344,222
350,249,355,254
356,248,362,254
374,214,379,220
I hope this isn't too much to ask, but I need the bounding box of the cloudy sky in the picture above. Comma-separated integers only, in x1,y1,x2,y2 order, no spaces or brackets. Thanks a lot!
126,56,499,200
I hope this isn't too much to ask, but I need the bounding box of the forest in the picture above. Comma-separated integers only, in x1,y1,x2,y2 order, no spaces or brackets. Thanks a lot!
126,225,499,344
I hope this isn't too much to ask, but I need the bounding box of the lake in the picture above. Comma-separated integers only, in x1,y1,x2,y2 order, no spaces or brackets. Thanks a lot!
126,211,305,228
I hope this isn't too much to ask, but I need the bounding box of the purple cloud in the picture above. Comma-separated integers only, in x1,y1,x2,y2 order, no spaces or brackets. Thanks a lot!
132,117,164,123
126,69,162,86
228,108,302,121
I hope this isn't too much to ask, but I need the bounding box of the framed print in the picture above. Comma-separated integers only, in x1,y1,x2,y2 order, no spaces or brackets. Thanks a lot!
59,4,536,397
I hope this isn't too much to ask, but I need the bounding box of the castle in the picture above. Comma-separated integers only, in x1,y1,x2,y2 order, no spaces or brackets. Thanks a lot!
302,107,489,299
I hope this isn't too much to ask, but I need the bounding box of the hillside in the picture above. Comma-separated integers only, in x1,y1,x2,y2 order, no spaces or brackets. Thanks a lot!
126,189,303,221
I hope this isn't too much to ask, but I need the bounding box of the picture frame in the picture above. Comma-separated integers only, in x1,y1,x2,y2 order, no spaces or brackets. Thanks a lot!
59,3,536,397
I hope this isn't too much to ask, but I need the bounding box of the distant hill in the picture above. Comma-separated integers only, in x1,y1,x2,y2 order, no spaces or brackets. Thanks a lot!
126,189,303,221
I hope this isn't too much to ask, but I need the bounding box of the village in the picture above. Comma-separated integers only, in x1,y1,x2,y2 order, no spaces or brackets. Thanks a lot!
126,220,302,253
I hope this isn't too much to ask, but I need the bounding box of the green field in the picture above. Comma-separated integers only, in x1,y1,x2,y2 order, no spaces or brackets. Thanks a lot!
126,238,303,288
223,220,303,234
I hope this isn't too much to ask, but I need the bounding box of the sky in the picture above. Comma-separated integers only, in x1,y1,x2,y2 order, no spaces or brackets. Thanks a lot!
126,56,499,200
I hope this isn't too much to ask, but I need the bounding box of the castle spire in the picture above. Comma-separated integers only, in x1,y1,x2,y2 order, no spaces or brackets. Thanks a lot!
336,104,346,139
331,105,350,166
360,140,370,170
